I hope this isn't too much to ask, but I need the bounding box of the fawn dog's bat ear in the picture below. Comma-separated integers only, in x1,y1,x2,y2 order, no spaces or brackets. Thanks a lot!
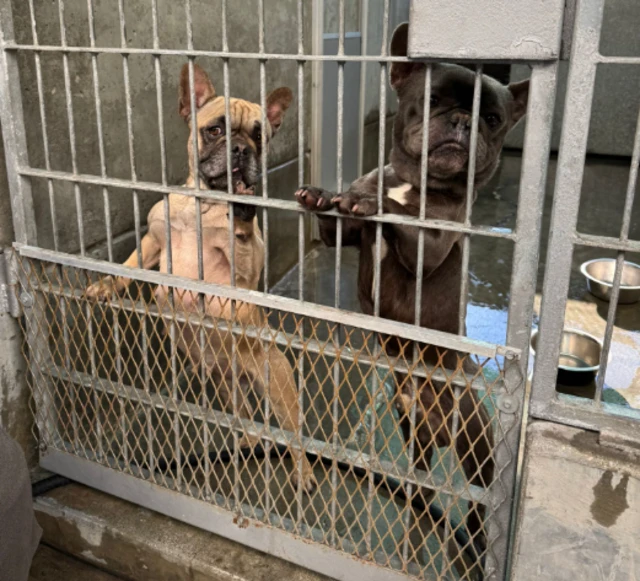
179,63,216,121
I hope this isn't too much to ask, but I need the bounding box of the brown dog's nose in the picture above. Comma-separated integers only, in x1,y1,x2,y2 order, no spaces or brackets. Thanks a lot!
450,111,471,130
233,143,249,156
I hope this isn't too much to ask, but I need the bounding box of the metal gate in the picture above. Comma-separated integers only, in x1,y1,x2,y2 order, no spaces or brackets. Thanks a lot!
0,0,578,580
530,0,640,442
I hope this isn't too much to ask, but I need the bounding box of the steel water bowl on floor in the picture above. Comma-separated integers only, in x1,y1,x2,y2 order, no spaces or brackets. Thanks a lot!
530,328,603,390
580,258,640,304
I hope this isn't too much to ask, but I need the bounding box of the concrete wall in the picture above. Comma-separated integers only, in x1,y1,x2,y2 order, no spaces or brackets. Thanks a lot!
512,421,640,580
0,122,33,464
506,0,640,156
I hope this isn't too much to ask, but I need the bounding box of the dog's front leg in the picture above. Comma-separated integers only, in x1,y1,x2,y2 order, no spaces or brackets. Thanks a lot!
238,341,317,493
85,233,162,301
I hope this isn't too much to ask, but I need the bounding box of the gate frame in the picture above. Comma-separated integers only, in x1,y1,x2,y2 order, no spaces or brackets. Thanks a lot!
0,0,565,579
530,0,640,444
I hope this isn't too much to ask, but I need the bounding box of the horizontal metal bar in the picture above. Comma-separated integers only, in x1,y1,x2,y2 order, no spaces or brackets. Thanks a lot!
4,42,553,64
17,244,511,359
574,232,640,253
46,438,423,578
19,167,516,240
38,449,420,581
597,55,640,65
43,364,488,504
530,396,640,435
38,282,499,392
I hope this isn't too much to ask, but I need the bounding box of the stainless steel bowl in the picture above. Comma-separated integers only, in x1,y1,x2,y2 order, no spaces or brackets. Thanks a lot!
580,258,640,304
530,328,603,388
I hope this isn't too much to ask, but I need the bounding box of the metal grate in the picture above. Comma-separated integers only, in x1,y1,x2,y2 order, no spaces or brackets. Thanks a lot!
18,254,511,580
0,0,572,580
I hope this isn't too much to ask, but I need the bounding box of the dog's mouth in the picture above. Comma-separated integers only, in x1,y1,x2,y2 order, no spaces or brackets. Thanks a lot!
203,167,256,195
231,167,255,195
430,139,468,154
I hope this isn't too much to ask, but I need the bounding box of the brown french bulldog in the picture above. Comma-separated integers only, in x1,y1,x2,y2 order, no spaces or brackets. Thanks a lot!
86,63,316,493
296,22,529,540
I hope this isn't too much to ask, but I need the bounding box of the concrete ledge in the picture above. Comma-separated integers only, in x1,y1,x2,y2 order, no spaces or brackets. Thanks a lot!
35,484,329,581
511,420,640,581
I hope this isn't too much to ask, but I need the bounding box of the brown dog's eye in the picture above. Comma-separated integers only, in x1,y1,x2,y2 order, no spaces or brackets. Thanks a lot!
430,95,439,107
485,114,501,128
208,126,222,137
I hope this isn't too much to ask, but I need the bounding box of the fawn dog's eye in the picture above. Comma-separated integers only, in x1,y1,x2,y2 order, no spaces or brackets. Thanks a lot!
208,126,222,137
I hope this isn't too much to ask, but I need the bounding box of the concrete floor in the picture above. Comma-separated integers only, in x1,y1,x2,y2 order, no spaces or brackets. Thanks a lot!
30,545,123,581
271,152,640,411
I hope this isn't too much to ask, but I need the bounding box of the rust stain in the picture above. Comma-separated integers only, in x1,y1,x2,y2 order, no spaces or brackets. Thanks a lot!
233,515,250,529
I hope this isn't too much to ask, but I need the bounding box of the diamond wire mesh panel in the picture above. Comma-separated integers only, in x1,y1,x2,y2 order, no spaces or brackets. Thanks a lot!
17,254,514,580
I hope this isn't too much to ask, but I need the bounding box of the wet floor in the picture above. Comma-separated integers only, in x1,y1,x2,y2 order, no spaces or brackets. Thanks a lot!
271,152,640,411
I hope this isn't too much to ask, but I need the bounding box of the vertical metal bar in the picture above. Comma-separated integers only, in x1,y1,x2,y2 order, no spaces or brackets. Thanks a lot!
58,0,85,256
530,0,604,415
458,66,482,335
334,1,345,309
256,0,275,518
309,0,324,234
85,298,103,461
593,103,640,404
56,1,82,457
372,0,390,319
151,0,168,482
293,0,306,529
117,0,142,267
593,253,623,404
402,64,432,566
61,293,79,449
259,0,270,291
185,0,209,501
182,0,205,498
0,0,38,246
151,0,167,188
329,0,347,548
113,301,127,468
439,386,462,579
87,0,113,262
296,0,305,297
356,0,369,177
27,0,58,252
116,0,143,478
220,0,240,510
501,62,559,581
366,0,390,556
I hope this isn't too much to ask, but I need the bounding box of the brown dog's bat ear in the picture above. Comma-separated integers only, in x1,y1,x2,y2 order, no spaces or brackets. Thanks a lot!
178,63,216,121
508,79,530,125
390,22,419,90
266,87,293,133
